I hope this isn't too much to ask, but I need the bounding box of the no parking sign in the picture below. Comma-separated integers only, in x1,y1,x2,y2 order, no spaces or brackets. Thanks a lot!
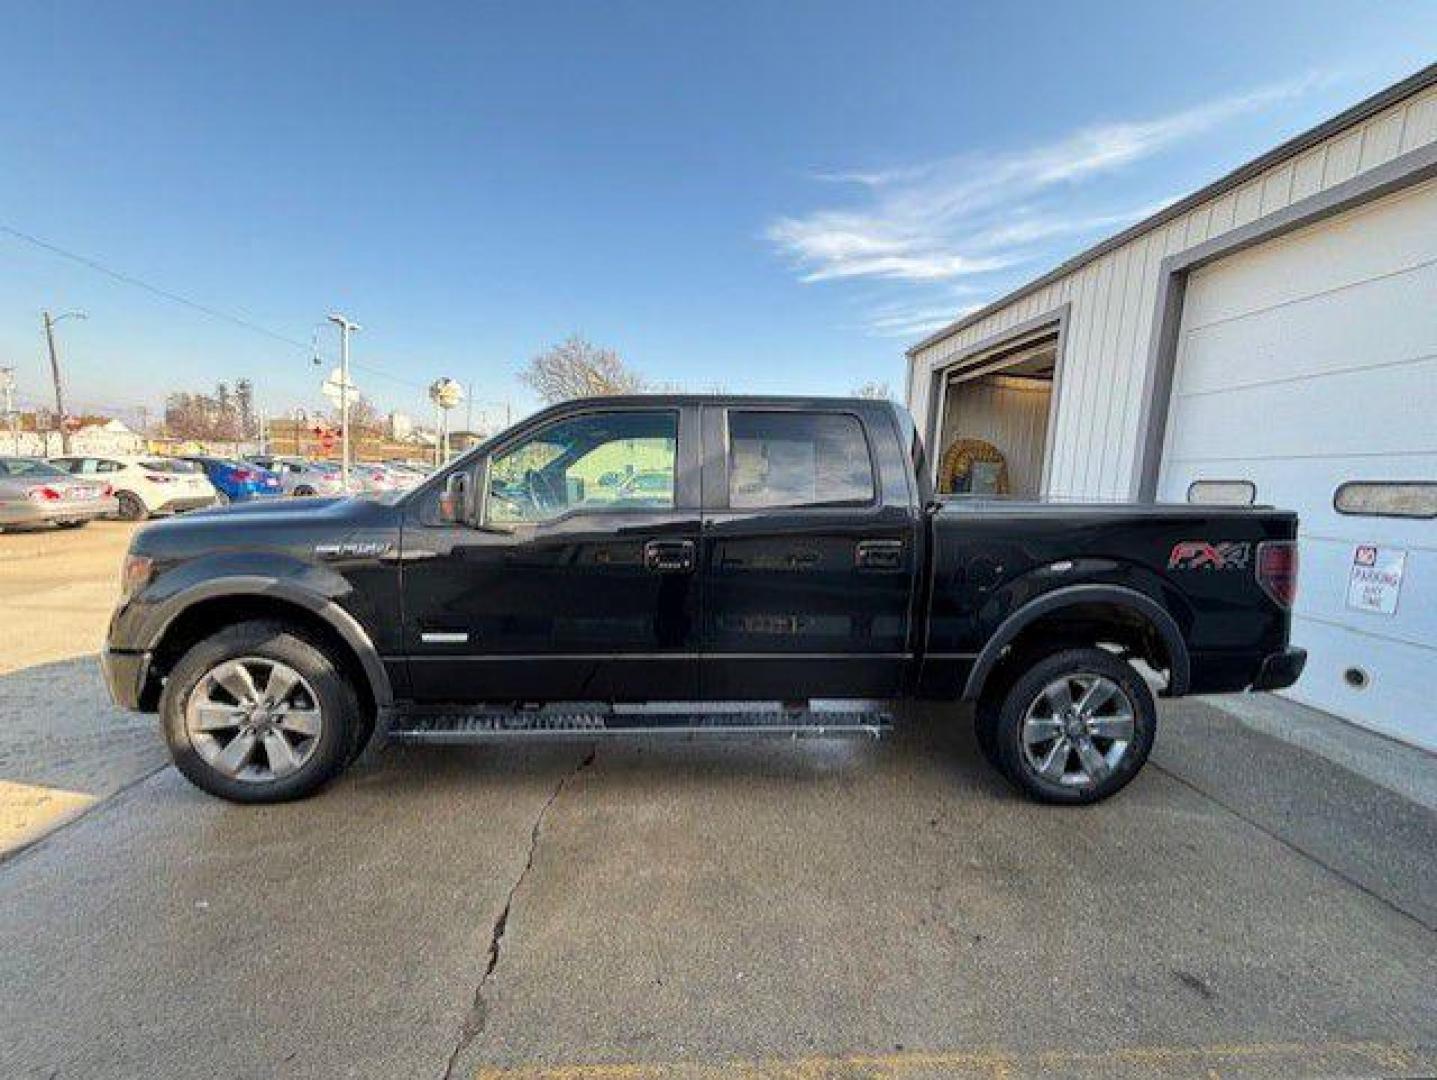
1347,545,1406,615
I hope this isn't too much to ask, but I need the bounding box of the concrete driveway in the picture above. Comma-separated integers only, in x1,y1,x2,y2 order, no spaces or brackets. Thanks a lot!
1,521,1434,1078
1,692,1433,1080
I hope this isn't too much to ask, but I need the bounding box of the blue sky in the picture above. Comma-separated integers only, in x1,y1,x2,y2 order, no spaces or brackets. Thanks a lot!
1,1,1434,429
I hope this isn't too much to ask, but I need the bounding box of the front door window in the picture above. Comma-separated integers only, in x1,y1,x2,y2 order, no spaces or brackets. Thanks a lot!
487,411,678,525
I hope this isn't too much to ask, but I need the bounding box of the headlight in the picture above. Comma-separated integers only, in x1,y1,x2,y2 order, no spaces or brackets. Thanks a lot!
119,553,154,600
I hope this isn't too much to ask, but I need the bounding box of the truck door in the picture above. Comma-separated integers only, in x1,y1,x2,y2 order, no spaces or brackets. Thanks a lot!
698,404,918,699
400,404,703,701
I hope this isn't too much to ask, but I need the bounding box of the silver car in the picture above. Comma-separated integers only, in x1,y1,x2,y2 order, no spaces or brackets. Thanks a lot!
0,456,118,530
247,456,348,497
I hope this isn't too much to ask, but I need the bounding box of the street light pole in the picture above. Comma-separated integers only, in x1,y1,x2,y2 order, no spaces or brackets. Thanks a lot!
0,367,18,454
42,310,84,454
327,314,360,490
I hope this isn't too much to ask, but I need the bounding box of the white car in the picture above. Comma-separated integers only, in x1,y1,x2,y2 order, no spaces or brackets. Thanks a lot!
49,455,218,521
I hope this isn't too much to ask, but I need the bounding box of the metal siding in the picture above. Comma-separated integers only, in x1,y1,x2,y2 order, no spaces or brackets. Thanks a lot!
1157,180,1437,747
908,82,1437,496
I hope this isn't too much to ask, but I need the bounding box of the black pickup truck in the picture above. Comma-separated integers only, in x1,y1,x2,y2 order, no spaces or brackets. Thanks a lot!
103,395,1305,805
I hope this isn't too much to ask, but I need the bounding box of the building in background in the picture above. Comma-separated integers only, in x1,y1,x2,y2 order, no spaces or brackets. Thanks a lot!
387,411,415,440
8,414,145,457
905,64,1437,750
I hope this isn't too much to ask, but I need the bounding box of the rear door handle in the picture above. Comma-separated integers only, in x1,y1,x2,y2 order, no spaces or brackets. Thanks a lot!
855,539,905,572
644,539,696,574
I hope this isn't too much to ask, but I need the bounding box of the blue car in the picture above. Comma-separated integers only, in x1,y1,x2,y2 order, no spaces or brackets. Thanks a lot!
183,457,284,504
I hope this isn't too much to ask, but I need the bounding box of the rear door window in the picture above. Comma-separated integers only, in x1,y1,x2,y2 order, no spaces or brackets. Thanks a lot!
727,411,874,509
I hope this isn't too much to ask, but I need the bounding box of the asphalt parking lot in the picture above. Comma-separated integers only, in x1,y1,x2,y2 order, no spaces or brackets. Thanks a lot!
1,523,1434,1079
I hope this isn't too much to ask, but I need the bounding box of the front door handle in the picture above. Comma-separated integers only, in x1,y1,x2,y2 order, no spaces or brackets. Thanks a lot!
855,539,905,572
644,539,696,574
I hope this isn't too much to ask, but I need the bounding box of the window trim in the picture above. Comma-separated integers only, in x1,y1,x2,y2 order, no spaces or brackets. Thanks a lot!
1186,478,1257,506
717,407,881,513
1333,480,1437,520
480,406,684,528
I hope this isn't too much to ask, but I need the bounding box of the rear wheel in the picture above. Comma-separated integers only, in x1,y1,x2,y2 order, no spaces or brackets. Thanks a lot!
980,647,1156,805
115,491,147,521
160,620,360,803
54,519,88,530
294,485,315,497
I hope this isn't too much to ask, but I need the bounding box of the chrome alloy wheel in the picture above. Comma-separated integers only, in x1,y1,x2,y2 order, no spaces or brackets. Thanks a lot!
184,657,323,782
1020,673,1136,788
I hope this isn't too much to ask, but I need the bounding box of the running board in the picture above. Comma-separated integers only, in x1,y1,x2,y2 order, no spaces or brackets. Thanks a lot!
386,704,892,743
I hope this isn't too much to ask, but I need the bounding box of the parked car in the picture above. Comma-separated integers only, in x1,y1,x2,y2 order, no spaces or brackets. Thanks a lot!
247,456,347,497
181,456,284,504
351,462,405,494
0,456,117,530
49,455,217,521
103,395,1304,805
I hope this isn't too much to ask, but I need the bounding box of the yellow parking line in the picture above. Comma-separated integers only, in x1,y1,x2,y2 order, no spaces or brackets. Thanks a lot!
0,779,97,856
472,1040,1428,1079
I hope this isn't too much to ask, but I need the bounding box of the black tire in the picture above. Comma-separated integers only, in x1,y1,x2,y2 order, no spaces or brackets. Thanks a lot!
160,620,361,803
294,485,315,497
55,519,89,530
989,647,1156,805
116,491,148,521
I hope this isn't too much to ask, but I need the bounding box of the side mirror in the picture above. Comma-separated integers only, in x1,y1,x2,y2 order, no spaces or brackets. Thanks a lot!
438,470,470,524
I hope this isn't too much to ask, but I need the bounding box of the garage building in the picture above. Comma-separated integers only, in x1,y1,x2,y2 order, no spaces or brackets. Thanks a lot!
905,65,1437,751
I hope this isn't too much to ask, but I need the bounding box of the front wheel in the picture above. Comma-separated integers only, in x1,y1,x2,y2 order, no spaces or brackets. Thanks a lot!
159,620,361,803
978,647,1156,805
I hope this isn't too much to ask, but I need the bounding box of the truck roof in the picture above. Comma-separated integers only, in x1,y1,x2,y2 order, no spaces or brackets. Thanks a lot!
549,393,895,409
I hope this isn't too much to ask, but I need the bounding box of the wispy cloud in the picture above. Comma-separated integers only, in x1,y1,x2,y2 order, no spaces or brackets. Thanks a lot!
768,74,1323,331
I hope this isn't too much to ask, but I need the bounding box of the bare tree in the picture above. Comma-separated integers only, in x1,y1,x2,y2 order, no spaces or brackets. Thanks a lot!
852,380,894,401
338,394,382,435
235,379,256,439
520,335,645,404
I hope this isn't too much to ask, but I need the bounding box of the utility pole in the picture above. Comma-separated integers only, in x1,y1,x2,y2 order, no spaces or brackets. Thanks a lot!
0,367,17,454
42,310,85,454
327,314,360,490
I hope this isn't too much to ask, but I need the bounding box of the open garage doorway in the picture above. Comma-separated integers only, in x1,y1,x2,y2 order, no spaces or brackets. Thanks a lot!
931,322,1062,497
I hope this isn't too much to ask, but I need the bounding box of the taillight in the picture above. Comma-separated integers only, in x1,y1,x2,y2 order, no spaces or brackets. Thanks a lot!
26,485,62,502
1256,541,1299,608
102,484,114,497
232,468,254,482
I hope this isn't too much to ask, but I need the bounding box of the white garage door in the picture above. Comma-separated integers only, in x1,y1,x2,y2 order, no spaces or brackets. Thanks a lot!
1158,179,1437,750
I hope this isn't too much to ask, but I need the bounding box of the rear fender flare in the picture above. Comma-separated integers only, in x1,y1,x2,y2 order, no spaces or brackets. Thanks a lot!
960,583,1190,701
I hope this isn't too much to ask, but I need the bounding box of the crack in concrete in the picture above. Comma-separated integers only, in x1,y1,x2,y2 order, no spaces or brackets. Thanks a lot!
442,746,597,1080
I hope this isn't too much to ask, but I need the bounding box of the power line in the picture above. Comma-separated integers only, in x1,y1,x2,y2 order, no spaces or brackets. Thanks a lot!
0,223,315,352
0,222,433,392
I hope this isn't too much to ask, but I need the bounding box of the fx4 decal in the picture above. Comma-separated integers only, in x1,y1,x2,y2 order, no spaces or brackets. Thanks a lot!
1168,540,1252,571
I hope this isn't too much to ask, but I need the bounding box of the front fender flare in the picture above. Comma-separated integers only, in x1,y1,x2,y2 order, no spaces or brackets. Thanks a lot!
960,583,1190,702
145,576,393,708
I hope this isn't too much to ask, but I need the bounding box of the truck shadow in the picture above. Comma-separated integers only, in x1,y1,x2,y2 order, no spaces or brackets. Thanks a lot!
358,701,1015,801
